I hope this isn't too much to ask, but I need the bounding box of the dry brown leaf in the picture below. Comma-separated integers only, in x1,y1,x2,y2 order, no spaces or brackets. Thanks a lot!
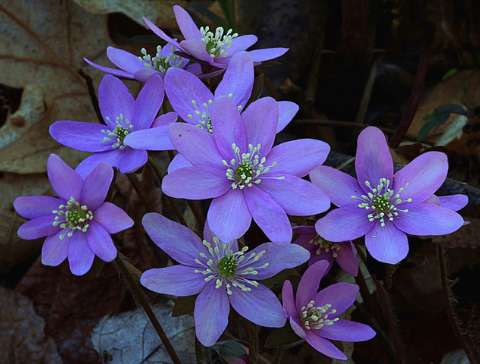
0,0,112,173
433,219,480,249
408,70,480,141
0,286,62,364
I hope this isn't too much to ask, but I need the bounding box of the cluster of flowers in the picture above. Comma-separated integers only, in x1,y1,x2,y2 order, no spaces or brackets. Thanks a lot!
13,5,467,360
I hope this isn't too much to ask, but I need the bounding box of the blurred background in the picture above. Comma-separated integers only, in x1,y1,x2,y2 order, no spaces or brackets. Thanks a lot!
0,1,479,363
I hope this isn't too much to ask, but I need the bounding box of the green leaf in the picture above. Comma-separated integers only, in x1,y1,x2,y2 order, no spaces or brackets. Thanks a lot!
417,103,468,141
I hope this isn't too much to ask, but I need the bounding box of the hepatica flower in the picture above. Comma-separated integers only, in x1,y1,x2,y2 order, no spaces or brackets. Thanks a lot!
141,213,310,346
162,97,330,243
50,74,176,177
84,43,200,82
294,226,359,276
311,126,465,264
282,261,375,360
144,5,288,68
165,51,299,172
14,155,133,276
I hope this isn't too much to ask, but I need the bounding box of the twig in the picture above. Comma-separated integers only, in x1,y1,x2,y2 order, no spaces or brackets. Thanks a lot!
437,245,480,363
78,69,102,123
296,118,395,134
389,49,431,147
355,59,378,123
113,254,182,364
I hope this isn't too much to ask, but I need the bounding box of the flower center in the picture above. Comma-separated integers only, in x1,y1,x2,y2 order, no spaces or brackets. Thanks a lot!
224,143,279,189
139,46,182,73
311,237,341,257
101,114,133,150
52,197,94,239
352,177,412,227
193,236,269,295
217,254,237,278
300,300,339,330
188,98,214,133
200,26,238,57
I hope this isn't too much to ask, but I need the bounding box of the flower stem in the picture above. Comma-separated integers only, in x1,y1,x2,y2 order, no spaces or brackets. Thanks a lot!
113,254,182,364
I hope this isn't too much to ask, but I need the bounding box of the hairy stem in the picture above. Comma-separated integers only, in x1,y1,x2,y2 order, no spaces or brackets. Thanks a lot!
113,254,182,364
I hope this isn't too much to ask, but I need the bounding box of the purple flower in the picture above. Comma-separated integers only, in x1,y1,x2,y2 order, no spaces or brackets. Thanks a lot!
143,5,288,69
84,44,201,82
161,97,330,243
165,52,299,172
50,74,175,177
141,213,310,346
310,126,466,264
14,154,133,276
282,260,375,360
294,226,359,276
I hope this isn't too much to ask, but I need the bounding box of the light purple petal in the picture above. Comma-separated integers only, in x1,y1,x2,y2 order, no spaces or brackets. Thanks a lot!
259,175,330,216
247,48,288,62
282,280,296,317
133,68,158,82
162,166,229,200
305,332,347,360
296,260,330,310
315,206,372,242
133,74,164,130
242,97,278,155
393,151,448,203
173,5,201,39
94,202,133,234
124,125,174,151
67,232,95,276
47,154,82,200
195,281,230,346
186,62,202,75
152,111,178,127
318,320,376,342
239,242,310,280
310,166,363,207
215,52,254,109
211,97,247,160
276,101,299,132
315,282,359,316
336,244,359,276
222,35,257,57
49,121,113,152
80,163,113,210
106,47,144,74
244,186,292,243
14,196,63,219
230,283,286,327
86,221,117,262
41,231,68,266
165,67,213,124
83,57,134,79
169,123,224,168
18,215,58,240
98,75,134,129
393,203,464,236
290,318,307,339
355,126,393,191
180,38,213,64
143,17,182,49
365,223,409,264
207,189,251,242
76,150,143,178
167,153,193,173
142,213,207,266
267,139,330,177
141,265,206,296
437,194,468,211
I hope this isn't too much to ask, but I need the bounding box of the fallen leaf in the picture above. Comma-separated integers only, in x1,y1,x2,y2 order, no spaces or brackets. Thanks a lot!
91,303,196,364
0,286,63,364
